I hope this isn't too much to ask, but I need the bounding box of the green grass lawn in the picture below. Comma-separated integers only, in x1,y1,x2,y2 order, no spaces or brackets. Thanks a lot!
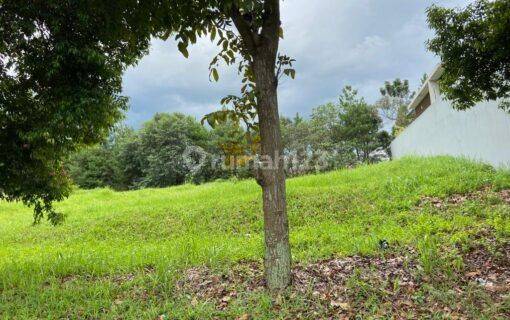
1,157,509,319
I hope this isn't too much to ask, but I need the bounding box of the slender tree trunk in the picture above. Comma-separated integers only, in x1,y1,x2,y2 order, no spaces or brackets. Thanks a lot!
253,51,292,291
230,0,290,291
233,154,238,176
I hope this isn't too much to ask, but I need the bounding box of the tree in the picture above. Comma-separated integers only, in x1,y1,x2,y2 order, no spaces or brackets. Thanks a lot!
375,79,413,135
309,103,341,151
108,126,143,190
67,125,138,190
2,0,293,290
427,0,510,111
392,104,412,136
66,118,230,190
137,113,211,188
377,79,411,122
229,0,293,290
167,0,293,290
307,104,357,170
0,1,165,223
67,146,119,190
335,87,390,163
280,113,313,175
280,113,309,151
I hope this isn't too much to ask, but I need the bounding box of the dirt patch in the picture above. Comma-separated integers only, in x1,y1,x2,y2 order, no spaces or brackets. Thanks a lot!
463,233,510,297
176,262,265,310
419,188,510,209
175,241,509,319
499,189,510,205
176,252,419,307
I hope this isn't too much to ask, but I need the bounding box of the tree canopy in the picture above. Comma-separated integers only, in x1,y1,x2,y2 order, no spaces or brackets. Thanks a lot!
375,79,414,136
427,0,510,110
0,0,294,217
0,0,178,223
335,87,390,163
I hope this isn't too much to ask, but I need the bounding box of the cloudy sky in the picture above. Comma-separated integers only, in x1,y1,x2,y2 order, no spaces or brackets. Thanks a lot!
122,0,471,128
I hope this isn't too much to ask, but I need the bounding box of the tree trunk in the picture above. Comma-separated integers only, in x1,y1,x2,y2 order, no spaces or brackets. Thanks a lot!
233,154,238,176
229,0,290,292
253,52,292,291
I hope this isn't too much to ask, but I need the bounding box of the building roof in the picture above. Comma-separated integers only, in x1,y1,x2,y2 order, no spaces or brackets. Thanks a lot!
408,64,444,112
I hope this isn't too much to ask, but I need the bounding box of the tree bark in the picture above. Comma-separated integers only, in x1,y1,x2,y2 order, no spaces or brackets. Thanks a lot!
252,50,292,291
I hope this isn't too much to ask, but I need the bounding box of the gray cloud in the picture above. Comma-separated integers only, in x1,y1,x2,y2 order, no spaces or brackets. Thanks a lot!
122,0,472,127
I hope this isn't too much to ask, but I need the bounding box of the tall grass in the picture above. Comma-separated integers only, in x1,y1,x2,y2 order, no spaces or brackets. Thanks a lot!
1,156,509,318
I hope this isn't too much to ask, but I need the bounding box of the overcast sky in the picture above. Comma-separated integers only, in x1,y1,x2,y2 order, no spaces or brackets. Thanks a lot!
122,0,471,128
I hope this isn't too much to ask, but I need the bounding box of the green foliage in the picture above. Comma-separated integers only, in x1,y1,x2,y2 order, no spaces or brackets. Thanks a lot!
307,103,357,169
380,79,410,101
281,86,391,174
67,113,229,190
107,126,143,189
137,113,211,188
67,83,393,188
280,113,316,175
375,78,414,136
211,120,249,158
210,119,254,177
427,0,510,110
309,103,342,151
1,157,509,317
335,86,390,163
0,0,166,223
0,0,291,223
420,73,429,86
67,147,119,190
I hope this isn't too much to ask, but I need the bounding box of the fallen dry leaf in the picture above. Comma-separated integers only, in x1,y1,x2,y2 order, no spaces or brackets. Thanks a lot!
236,313,250,320
330,299,350,310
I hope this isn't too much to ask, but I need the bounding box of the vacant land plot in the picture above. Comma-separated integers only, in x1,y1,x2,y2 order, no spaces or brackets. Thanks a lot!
1,157,509,319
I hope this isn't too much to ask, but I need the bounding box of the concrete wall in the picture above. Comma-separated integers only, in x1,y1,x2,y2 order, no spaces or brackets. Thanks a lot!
391,100,510,168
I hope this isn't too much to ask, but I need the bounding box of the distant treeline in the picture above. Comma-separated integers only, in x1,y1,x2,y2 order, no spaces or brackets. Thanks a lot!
67,83,415,190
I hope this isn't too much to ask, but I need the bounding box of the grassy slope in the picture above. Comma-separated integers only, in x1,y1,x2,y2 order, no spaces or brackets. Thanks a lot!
1,157,509,318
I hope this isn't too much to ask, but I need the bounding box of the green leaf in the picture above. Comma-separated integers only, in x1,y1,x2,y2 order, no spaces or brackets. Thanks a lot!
189,32,197,44
284,68,296,79
161,30,171,41
210,27,216,41
211,68,219,82
177,42,189,58
279,27,284,39
206,114,216,128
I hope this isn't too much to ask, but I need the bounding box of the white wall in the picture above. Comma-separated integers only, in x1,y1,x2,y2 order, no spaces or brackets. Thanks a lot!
391,100,510,168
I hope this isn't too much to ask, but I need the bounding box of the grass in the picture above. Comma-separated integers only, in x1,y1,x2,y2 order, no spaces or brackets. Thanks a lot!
1,156,509,319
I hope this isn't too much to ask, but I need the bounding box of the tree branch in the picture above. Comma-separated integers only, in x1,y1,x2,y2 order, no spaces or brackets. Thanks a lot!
230,4,259,55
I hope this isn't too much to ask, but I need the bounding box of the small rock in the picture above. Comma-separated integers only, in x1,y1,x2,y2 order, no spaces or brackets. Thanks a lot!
379,239,389,250
475,277,495,289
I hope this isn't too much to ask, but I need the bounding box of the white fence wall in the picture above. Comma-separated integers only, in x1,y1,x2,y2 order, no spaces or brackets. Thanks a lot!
391,100,510,168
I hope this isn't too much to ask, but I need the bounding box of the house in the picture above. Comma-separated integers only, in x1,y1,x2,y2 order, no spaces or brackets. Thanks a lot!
391,64,510,168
